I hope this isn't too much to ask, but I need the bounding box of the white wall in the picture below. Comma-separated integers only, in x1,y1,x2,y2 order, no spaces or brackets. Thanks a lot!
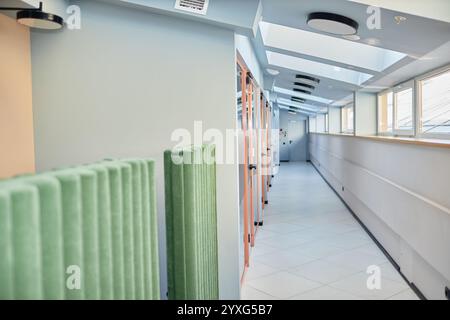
310,133,450,299
31,0,240,299
354,92,377,136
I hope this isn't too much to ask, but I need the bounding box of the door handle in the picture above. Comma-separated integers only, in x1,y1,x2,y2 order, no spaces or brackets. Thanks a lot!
248,164,257,171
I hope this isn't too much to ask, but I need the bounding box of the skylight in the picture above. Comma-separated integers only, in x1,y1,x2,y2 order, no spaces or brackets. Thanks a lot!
268,52,373,86
260,21,407,73
275,87,333,104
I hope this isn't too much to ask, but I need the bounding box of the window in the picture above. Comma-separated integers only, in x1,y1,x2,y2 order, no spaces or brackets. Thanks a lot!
341,104,354,134
419,69,450,136
378,91,393,134
394,85,414,134
317,114,325,132
309,117,316,133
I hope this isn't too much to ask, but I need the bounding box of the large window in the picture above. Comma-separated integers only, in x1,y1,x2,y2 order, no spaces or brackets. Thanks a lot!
419,69,450,136
317,114,325,133
394,84,414,134
341,104,354,134
378,80,414,136
378,91,393,134
309,117,316,133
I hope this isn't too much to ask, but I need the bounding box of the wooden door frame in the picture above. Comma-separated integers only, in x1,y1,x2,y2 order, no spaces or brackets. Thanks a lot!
237,55,252,286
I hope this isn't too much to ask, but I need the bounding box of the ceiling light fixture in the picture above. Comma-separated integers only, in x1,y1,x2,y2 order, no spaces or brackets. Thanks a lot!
296,74,320,84
294,82,315,90
293,88,312,95
0,1,64,30
288,111,297,115
365,38,381,46
394,16,407,25
307,12,358,36
266,68,280,76
291,97,306,103
342,34,361,41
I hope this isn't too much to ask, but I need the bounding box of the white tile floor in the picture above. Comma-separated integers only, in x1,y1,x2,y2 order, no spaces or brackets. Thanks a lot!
241,162,419,300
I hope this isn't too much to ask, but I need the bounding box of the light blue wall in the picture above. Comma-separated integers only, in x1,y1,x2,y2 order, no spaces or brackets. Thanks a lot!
31,0,240,299
235,34,265,89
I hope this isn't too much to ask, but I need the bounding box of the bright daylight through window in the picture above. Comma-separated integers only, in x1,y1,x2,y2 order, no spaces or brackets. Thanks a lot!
420,69,450,135
394,88,413,132
342,104,354,134
378,92,393,134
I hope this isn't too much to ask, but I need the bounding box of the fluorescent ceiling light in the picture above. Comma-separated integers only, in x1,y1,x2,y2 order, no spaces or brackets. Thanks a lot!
275,87,332,104
278,105,316,116
278,98,328,113
278,102,318,113
268,52,373,86
260,21,406,73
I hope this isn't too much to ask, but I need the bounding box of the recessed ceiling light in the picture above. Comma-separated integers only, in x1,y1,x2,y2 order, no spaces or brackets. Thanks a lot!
343,34,361,41
296,74,320,84
288,111,297,115
294,82,315,90
394,16,407,25
266,68,280,76
365,38,380,46
307,12,358,36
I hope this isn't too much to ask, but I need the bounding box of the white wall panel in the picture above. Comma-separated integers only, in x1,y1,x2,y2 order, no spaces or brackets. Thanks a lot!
310,133,450,299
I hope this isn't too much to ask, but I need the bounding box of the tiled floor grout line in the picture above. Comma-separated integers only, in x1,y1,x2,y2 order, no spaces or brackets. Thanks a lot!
241,162,418,300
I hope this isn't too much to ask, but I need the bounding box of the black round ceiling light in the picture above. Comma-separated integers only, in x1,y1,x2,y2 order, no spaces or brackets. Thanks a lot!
294,82,316,90
307,12,358,36
293,88,312,95
0,1,64,30
17,10,64,30
296,74,320,84
291,97,306,104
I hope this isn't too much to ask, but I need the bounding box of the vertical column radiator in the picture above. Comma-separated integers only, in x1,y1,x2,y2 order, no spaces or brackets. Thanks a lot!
164,145,219,300
0,159,160,300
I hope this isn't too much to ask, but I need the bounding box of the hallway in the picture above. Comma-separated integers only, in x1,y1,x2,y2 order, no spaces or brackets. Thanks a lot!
242,162,419,300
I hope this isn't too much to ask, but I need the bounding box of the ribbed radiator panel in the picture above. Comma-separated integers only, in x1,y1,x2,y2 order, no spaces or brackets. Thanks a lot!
165,145,219,300
0,159,159,300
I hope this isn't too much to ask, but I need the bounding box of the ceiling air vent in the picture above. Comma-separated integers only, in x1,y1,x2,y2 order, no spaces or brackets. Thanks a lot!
175,0,209,15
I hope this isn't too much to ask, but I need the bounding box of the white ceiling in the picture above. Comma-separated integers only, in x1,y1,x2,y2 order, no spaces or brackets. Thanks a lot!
255,0,450,112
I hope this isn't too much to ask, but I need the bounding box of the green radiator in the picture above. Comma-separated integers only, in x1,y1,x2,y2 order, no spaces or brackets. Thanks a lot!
164,145,219,300
0,159,159,300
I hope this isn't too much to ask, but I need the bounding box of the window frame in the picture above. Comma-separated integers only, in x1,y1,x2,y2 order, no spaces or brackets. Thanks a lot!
392,79,415,137
341,103,354,134
308,116,317,133
377,89,394,136
416,66,450,140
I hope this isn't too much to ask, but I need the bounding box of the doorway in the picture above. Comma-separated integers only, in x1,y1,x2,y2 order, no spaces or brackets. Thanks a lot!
280,111,308,162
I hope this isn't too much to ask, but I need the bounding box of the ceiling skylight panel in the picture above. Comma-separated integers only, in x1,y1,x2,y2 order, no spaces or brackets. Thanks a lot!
268,51,373,86
260,21,406,73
